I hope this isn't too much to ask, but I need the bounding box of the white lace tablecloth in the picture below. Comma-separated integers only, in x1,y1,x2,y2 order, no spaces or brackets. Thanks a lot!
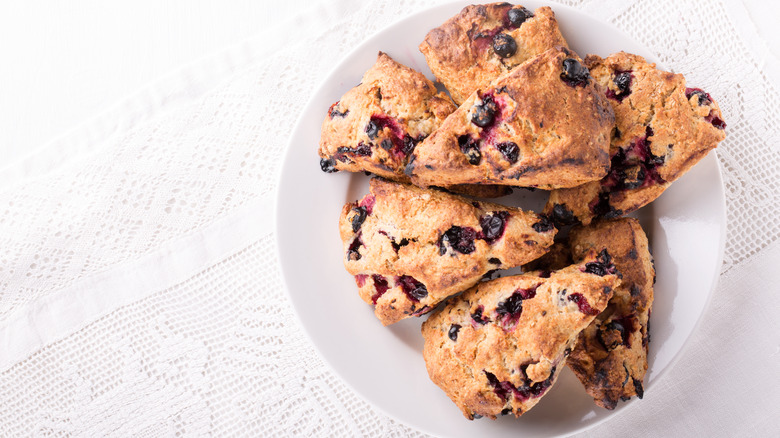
1,0,778,436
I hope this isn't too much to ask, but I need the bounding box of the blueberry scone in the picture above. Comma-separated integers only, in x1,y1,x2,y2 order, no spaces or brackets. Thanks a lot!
421,249,619,419
407,47,615,190
419,3,568,105
341,177,557,325
319,51,456,180
566,218,654,409
522,218,654,409
545,52,727,226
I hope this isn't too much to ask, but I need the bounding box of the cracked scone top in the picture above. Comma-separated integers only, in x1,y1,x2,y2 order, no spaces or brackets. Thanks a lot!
525,218,655,410
421,249,619,420
340,178,556,326
318,51,456,180
407,46,615,190
419,3,568,105
545,52,727,226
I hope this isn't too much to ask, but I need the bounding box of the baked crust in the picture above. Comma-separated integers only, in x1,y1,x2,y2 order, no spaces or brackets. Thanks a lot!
421,249,619,419
318,51,456,180
340,178,556,325
408,46,614,190
545,52,727,225
419,3,568,105
568,218,654,409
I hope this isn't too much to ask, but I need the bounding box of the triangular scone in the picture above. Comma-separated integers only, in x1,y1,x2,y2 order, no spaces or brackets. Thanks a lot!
407,47,615,190
318,51,456,180
567,218,654,409
421,249,619,420
340,178,556,325
419,3,568,105
522,218,654,409
544,52,727,226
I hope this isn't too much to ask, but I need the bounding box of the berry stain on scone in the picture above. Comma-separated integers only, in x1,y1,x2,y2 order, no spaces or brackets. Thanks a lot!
421,249,619,419
408,47,615,190
419,3,569,105
319,51,456,180
545,52,727,226
340,178,557,326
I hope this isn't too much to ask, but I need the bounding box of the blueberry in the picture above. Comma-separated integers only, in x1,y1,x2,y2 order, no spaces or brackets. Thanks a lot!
614,71,632,94
354,142,372,156
471,95,498,128
401,134,418,156
495,292,523,320
328,102,348,118
550,203,579,226
479,212,508,242
448,324,461,341
495,141,519,163
471,305,489,325
380,139,393,150
591,192,622,218
319,158,338,173
346,235,362,261
606,70,633,102
685,87,712,106
560,58,590,87
458,135,482,165
492,33,517,58
365,120,379,140
507,7,534,28
633,378,644,399
583,249,616,276
531,215,554,232
397,275,428,301
350,206,367,232
439,226,477,255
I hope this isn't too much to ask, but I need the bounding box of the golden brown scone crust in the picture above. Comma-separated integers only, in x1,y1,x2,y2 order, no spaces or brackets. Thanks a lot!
319,51,456,180
419,4,568,105
566,218,654,409
340,178,556,325
545,52,727,225
421,249,619,420
408,47,614,190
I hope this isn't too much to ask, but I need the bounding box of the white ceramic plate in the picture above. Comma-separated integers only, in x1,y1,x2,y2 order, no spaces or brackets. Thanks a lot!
276,2,726,436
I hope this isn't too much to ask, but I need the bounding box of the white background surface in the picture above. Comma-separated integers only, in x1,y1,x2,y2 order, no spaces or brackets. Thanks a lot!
0,1,778,437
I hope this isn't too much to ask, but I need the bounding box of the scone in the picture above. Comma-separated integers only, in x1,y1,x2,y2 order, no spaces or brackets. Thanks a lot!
319,51,456,180
421,249,619,419
407,46,615,190
341,177,557,325
522,218,654,409
567,218,654,409
545,52,727,226
419,3,568,105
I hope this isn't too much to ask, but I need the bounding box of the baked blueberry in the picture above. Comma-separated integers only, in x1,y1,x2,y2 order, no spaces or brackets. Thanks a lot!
492,33,517,58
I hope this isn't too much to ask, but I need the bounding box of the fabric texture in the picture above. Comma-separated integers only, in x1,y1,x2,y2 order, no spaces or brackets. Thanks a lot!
1,0,778,436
